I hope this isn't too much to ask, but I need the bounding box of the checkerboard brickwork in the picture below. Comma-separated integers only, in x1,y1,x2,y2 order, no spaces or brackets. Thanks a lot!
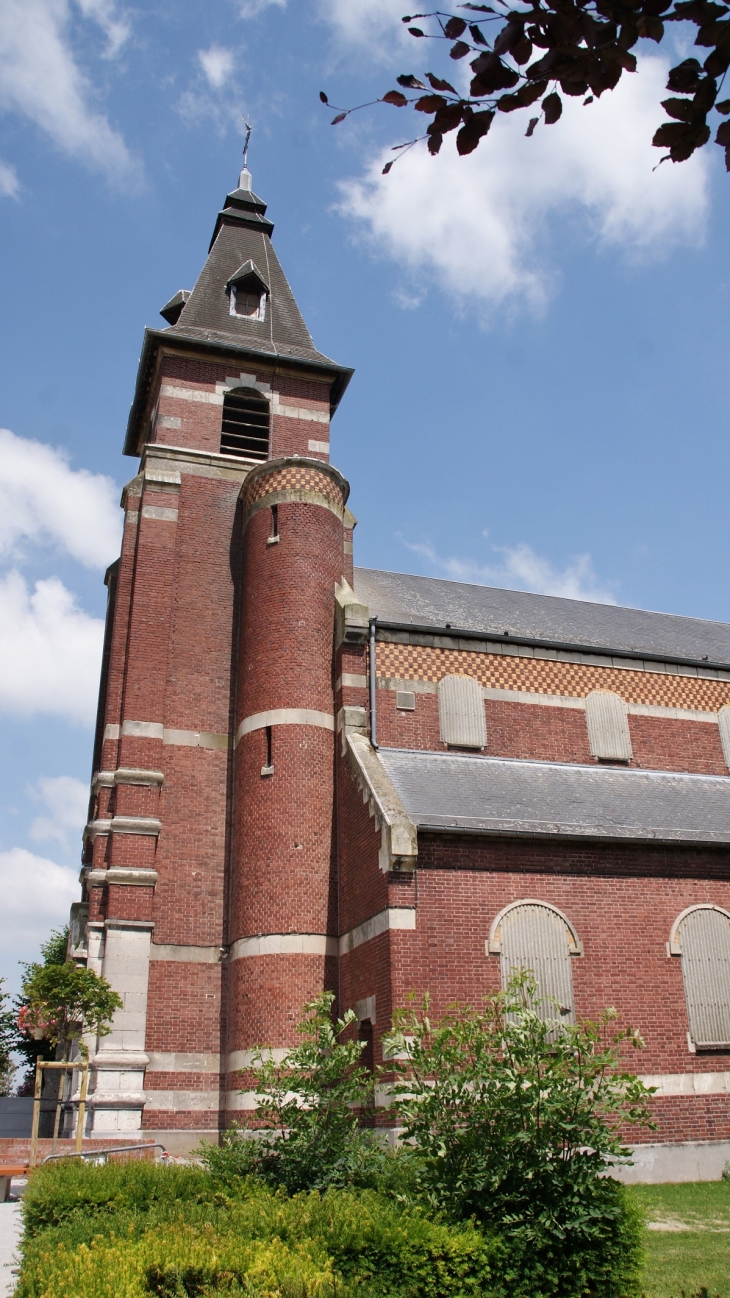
376,642,730,713
242,463,345,516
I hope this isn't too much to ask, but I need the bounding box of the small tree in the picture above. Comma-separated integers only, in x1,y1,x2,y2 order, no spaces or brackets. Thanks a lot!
383,972,653,1297
18,961,122,1062
206,993,382,1194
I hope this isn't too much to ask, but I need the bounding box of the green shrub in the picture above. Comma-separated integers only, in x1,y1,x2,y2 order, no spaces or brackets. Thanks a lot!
18,1164,502,1298
383,972,651,1295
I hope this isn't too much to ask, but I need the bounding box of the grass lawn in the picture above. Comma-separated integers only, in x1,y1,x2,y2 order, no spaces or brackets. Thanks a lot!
630,1182,730,1297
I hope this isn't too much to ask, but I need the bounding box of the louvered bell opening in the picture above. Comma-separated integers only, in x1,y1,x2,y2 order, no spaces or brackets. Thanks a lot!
221,387,269,460
499,903,575,1027
679,907,730,1048
585,690,633,762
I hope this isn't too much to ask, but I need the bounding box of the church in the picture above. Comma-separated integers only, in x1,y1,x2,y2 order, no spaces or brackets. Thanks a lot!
71,161,730,1178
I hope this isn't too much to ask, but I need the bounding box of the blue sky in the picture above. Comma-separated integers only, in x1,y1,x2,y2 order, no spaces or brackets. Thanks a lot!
1,0,729,1000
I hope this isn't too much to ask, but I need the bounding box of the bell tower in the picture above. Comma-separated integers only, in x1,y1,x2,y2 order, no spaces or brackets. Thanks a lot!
78,163,353,1151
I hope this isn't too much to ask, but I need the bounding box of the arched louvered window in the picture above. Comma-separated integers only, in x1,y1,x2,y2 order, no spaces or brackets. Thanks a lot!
220,386,269,461
585,690,632,762
488,900,582,1021
438,675,486,749
670,905,730,1049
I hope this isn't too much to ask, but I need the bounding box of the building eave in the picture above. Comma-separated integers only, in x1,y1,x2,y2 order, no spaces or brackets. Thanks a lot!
124,328,354,458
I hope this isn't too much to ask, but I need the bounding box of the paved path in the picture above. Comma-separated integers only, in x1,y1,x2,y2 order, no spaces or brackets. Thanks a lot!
0,1201,22,1296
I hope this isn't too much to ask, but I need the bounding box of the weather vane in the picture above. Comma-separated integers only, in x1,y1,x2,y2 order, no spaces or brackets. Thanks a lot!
242,118,252,171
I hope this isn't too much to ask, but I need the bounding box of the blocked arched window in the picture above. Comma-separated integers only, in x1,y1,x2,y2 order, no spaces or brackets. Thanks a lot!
488,900,582,1021
585,690,632,762
438,674,486,749
670,905,730,1049
220,386,269,461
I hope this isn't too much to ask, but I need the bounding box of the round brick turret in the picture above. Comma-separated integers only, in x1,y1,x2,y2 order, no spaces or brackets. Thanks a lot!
227,457,349,1104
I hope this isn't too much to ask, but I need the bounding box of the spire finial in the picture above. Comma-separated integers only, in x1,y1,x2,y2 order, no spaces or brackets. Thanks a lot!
238,118,252,191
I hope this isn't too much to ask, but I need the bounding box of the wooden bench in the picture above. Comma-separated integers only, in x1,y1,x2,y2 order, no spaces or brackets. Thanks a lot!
0,1166,28,1202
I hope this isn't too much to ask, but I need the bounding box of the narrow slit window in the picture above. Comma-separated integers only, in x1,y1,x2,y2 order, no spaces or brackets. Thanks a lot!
489,900,582,1023
261,726,274,777
585,690,632,762
271,505,278,537
220,386,269,461
671,905,730,1049
438,675,486,749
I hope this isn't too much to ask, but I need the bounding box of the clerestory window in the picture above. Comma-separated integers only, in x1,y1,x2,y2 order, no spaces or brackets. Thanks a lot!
437,674,486,749
220,386,270,460
585,690,633,762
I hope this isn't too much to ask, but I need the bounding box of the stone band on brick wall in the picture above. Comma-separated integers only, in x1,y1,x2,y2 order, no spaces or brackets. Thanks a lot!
230,934,339,961
234,708,335,747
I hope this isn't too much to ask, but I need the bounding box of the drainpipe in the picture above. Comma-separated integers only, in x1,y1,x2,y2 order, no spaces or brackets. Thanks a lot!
369,617,378,750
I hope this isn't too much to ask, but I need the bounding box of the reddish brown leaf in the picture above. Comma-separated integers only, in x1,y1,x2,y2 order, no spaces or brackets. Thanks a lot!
542,91,563,123
725,142,730,168
667,58,703,92
497,80,543,111
456,108,495,153
450,40,471,58
427,131,444,154
383,90,409,106
716,119,730,143
444,16,467,38
397,74,427,89
512,35,533,65
717,97,730,111
526,116,539,136
408,26,425,36
319,91,328,104
331,113,347,125
469,23,489,44
426,72,458,93
382,160,395,174
415,94,448,112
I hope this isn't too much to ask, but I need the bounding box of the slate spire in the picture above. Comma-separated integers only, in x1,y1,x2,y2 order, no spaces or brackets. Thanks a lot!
160,166,333,368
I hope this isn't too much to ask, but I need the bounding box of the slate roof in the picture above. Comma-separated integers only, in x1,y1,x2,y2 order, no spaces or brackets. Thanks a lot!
354,568,730,668
124,175,353,456
167,182,337,367
378,749,730,845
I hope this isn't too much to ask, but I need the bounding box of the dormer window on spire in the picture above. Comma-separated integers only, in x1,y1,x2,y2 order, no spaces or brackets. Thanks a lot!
227,260,269,322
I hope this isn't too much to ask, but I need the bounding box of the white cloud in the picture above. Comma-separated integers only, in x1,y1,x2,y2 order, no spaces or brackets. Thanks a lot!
238,0,286,15
0,848,78,994
74,0,130,58
0,157,19,198
338,55,709,315
0,571,104,724
405,538,617,603
319,0,411,57
29,776,88,849
0,428,121,569
198,46,236,90
0,0,137,182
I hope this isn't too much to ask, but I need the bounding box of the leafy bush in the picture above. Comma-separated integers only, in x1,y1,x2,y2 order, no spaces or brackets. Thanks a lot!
203,993,391,1196
382,972,652,1296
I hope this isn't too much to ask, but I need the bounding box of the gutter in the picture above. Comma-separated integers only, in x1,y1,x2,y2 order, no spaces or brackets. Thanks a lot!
369,617,378,750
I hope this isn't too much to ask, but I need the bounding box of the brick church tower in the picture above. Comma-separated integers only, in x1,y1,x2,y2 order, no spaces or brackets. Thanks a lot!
73,159,730,1177
75,163,353,1145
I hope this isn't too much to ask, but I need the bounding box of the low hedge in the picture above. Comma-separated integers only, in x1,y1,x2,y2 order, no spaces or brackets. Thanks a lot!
18,1162,502,1298
17,1159,642,1298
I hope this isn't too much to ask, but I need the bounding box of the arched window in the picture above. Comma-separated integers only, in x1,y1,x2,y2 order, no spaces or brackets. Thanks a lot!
438,674,486,749
670,904,730,1049
488,900,582,1021
585,690,632,762
220,386,269,460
